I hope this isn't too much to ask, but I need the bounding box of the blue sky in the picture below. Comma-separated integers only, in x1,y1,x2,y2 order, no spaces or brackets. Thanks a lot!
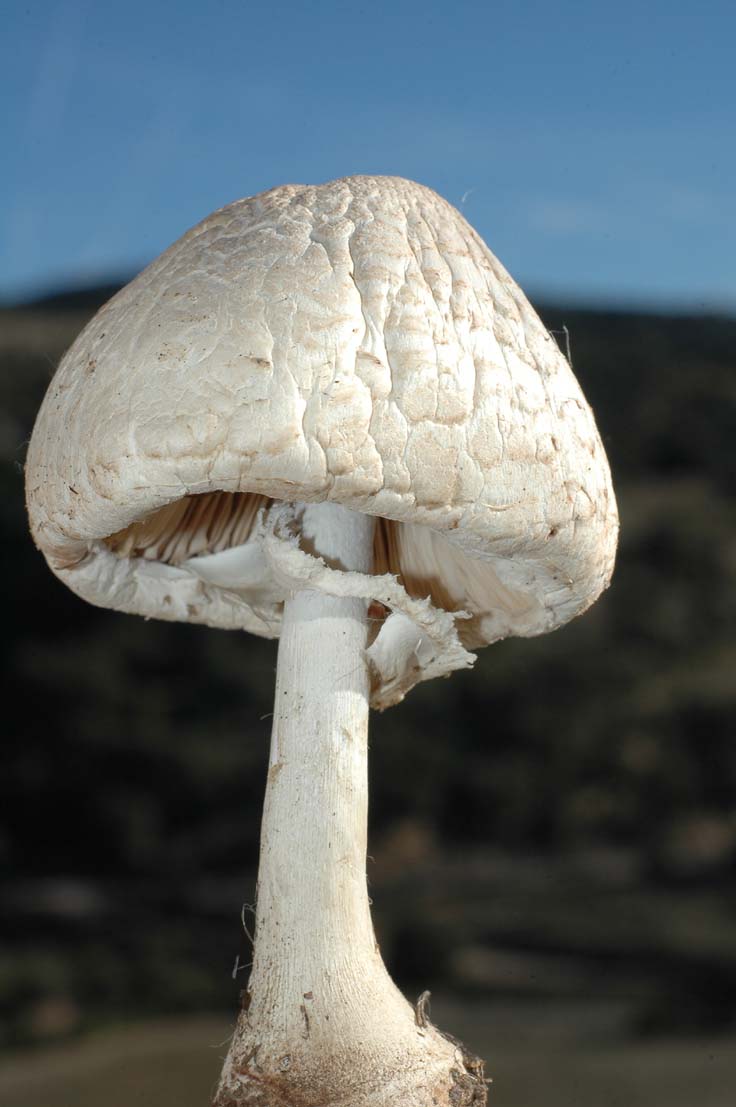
3,0,734,309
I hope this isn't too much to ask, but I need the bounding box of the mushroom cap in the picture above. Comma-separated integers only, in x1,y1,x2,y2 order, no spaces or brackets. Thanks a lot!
26,175,618,707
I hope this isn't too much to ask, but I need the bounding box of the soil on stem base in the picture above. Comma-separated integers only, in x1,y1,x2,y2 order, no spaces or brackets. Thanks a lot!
213,1006,487,1106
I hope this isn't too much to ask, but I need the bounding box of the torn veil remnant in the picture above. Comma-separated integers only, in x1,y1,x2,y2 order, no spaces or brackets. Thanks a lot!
26,175,618,1106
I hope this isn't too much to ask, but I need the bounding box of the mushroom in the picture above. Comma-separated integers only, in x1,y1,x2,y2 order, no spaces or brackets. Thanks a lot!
25,175,618,1106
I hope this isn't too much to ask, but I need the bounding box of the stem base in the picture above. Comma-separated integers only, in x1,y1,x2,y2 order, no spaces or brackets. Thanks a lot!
213,1008,487,1106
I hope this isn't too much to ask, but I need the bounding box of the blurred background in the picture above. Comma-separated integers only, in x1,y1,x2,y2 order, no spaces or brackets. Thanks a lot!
2,2,735,1105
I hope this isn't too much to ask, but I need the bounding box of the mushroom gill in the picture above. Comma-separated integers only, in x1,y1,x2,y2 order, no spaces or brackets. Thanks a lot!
106,492,271,565
105,491,538,646
107,491,413,572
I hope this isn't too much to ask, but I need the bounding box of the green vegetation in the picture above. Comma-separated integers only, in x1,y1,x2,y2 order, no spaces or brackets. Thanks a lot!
2,290,735,1052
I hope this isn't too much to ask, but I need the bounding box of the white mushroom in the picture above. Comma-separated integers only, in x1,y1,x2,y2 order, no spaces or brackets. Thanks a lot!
26,175,618,1106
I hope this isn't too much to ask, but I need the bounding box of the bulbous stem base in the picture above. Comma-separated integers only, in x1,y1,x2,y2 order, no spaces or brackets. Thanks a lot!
214,1002,487,1106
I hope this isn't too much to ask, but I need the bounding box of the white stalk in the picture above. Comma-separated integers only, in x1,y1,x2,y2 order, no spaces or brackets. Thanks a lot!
250,500,387,1026
214,501,486,1106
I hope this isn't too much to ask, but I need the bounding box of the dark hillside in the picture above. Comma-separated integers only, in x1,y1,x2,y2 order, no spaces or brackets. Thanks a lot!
2,286,735,1049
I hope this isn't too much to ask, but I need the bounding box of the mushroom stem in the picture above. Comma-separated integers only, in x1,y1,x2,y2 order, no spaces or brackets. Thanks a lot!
251,499,378,1009
213,501,487,1105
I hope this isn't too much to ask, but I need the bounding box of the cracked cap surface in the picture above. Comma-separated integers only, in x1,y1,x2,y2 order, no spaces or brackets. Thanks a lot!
26,175,618,706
